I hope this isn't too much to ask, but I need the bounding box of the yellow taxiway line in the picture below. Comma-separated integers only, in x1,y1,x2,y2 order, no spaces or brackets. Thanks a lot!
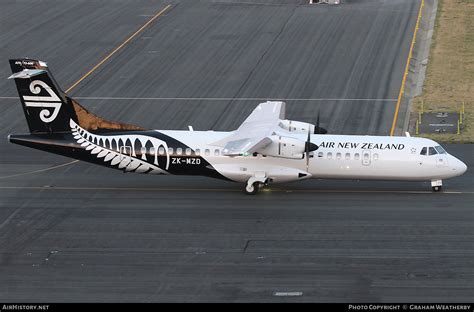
65,4,172,93
390,0,424,136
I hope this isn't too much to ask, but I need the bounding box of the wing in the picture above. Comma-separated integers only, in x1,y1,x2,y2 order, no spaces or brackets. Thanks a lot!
211,101,286,156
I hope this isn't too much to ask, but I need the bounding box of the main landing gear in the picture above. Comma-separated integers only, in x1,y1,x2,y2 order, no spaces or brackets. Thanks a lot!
431,179,442,192
245,181,260,195
244,173,268,195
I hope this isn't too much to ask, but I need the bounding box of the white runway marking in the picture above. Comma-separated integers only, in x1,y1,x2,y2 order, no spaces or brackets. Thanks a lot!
0,160,79,179
0,96,398,102
273,292,303,297
0,206,24,230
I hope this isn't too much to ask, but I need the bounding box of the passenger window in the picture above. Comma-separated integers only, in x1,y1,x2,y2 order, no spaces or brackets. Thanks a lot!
205,149,210,156
168,147,174,155
345,153,350,160
428,147,437,155
354,153,360,160
158,147,165,155
185,148,192,156
373,153,379,161
327,152,332,159
318,152,323,158
195,149,200,156
336,153,341,159
214,149,220,156
176,147,183,155
420,147,427,156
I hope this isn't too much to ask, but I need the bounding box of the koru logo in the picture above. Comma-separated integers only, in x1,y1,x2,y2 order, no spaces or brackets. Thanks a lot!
22,80,62,123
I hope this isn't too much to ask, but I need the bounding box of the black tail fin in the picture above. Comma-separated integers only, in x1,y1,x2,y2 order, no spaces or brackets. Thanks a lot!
8,58,144,134
9,58,78,134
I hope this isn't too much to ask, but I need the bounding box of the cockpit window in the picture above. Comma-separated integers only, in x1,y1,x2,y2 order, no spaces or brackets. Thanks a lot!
420,147,427,156
435,146,446,154
428,147,438,155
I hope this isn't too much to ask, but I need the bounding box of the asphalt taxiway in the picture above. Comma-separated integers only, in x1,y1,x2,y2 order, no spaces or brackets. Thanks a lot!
1,0,472,302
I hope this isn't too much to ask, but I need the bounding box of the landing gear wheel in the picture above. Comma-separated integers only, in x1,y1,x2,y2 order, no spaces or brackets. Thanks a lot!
245,182,260,195
431,179,442,192
432,186,442,192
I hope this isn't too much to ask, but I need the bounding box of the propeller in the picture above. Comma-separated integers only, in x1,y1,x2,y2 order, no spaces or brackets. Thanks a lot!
313,108,328,134
305,128,319,171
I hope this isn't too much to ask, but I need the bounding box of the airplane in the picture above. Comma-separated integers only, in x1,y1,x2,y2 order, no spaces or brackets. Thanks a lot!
7,58,467,194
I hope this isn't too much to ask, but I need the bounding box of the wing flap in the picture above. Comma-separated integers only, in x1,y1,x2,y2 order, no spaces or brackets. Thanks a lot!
222,136,272,156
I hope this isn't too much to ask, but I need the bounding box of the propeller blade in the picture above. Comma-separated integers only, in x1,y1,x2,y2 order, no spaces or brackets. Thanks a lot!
306,128,312,150
306,129,310,170
316,109,320,129
305,128,319,171
313,108,328,134
314,126,328,134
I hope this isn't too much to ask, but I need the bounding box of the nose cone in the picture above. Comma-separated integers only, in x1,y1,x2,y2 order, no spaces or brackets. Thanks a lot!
452,157,467,176
459,161,468,175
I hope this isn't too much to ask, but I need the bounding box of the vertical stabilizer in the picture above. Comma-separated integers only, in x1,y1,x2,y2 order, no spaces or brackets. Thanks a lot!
8,59,78,133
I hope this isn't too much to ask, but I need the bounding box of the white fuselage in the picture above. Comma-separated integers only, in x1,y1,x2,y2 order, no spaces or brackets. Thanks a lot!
160,130,467,184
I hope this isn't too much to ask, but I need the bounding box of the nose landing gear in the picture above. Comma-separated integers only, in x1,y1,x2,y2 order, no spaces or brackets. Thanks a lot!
431,179,442,192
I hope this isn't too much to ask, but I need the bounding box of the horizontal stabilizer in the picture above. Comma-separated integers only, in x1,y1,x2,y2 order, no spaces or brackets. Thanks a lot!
8,69,46,79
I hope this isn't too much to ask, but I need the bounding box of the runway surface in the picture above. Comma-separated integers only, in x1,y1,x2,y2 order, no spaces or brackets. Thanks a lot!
1,0,473,302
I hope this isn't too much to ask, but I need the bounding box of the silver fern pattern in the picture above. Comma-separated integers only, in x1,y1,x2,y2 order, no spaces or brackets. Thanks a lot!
70,119,170,174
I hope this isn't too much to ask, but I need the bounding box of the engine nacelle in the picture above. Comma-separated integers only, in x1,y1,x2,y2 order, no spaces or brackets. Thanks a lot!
279,119,328,134
256,135,306,159
279,120,315,134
